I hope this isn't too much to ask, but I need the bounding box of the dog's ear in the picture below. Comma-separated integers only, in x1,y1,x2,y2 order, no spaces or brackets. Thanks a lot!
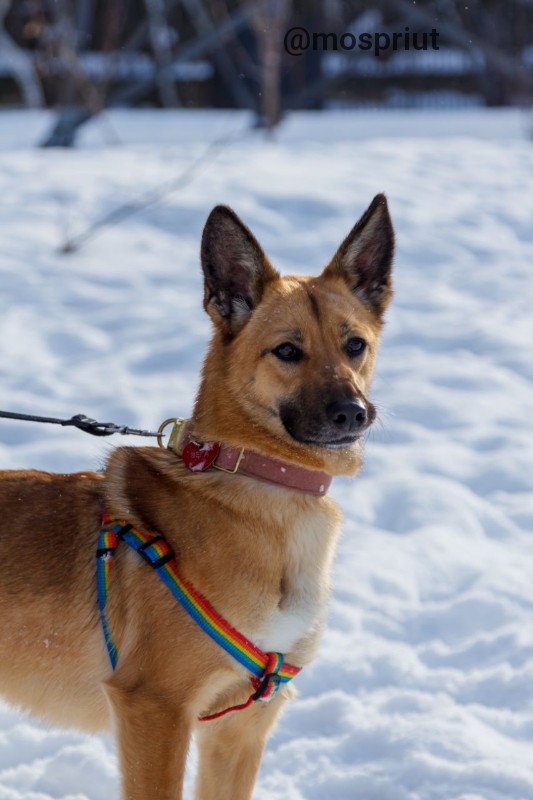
201,206,279,335
323,194,394,317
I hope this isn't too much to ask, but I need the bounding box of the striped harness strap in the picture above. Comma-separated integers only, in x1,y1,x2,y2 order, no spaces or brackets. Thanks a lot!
96,514,301,721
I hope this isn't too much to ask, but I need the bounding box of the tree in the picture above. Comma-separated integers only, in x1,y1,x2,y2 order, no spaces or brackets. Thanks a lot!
0,0,44,107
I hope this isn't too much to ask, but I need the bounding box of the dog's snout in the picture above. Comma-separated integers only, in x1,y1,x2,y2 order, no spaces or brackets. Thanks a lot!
326,399,367,432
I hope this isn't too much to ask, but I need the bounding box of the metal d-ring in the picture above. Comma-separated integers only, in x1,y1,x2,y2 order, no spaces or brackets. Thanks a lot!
157,417,189,454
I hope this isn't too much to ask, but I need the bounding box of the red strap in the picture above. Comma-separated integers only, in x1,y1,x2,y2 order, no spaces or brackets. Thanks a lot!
199,692,256,722
179,424,332,496
199,665,283,722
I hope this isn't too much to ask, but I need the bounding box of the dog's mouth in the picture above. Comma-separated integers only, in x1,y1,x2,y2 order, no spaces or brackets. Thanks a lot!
291,435,361,449
280,416,363,449
318,436,362,449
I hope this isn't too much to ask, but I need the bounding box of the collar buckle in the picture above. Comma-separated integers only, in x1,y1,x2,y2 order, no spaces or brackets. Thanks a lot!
212,447,245,474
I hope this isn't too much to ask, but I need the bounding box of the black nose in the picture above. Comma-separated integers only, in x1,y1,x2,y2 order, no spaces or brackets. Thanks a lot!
326,399,367,432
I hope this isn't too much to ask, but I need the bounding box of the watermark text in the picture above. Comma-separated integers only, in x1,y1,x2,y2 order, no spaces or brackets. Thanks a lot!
284,27,440,57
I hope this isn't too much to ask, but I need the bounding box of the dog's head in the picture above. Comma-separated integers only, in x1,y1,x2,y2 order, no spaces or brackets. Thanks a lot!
195,195,394,476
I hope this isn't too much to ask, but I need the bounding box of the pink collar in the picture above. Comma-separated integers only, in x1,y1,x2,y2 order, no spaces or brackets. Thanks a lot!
157,418,332,497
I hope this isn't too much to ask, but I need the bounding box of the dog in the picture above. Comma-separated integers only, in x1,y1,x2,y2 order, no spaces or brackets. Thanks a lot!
0,194,394,800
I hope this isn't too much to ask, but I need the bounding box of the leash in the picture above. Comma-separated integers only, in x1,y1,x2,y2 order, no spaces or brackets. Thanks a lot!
97,514,301,722
0,411,331,495
0,410,159,438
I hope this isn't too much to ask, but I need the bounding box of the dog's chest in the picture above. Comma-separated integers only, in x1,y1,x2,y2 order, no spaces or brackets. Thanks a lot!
252,509,335,655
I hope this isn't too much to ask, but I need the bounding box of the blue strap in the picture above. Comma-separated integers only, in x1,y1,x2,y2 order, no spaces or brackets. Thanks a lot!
96,523,123,668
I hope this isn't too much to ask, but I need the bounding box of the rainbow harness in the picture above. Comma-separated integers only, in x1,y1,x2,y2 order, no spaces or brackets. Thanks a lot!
97,514,301,721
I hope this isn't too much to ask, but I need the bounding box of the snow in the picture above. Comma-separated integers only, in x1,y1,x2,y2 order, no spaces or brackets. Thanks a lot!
0,108,532,799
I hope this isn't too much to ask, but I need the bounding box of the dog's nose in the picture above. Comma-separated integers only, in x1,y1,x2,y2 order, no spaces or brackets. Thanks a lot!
326,399,367,432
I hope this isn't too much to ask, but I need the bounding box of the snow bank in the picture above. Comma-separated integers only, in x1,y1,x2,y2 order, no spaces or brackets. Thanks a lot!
0,108,532,799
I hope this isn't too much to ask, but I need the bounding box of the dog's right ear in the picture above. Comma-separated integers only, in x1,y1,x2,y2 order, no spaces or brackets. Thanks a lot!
323,194,394,318
201,206,279,336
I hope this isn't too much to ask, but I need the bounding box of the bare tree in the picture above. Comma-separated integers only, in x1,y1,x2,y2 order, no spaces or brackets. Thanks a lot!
378,0,532,102
39,0,107,146
180,0,256,109
0,0,44,107
144,0,180,106
253,0,290,130
111,0,260,114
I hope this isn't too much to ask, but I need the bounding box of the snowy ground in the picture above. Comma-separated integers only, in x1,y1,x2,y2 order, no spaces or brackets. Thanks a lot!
0,108,532,800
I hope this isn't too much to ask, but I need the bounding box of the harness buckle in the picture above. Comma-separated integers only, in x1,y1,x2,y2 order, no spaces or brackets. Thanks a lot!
251,651,284,703
137,536,174,570
252,673,281,703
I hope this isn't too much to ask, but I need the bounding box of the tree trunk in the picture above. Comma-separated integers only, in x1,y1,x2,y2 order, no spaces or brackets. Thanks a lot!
143,0,180,107
253,0,289,131
0,0,44,108
181,0,256,110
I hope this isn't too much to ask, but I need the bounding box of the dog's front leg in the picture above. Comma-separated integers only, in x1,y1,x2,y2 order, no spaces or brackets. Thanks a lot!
105,683,192,800
195,694,288,800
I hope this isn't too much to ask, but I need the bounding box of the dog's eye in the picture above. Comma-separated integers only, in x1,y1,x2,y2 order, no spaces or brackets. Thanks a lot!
346,337,366,357
272,342,303,363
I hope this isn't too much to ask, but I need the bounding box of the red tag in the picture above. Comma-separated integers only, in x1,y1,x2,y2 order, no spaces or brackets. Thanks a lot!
182,441,220,473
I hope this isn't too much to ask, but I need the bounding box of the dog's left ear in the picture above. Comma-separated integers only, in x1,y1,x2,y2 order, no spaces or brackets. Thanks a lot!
201,205,279,336
323,194,394,317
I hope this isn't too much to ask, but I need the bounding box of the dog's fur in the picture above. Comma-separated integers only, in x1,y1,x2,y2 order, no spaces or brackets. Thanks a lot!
0,195,394,799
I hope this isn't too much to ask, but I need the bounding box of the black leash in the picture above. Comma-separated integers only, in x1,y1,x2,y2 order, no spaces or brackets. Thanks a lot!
0,410,159,438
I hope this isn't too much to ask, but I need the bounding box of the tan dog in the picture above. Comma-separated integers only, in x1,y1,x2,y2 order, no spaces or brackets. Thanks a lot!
0,194,394,800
